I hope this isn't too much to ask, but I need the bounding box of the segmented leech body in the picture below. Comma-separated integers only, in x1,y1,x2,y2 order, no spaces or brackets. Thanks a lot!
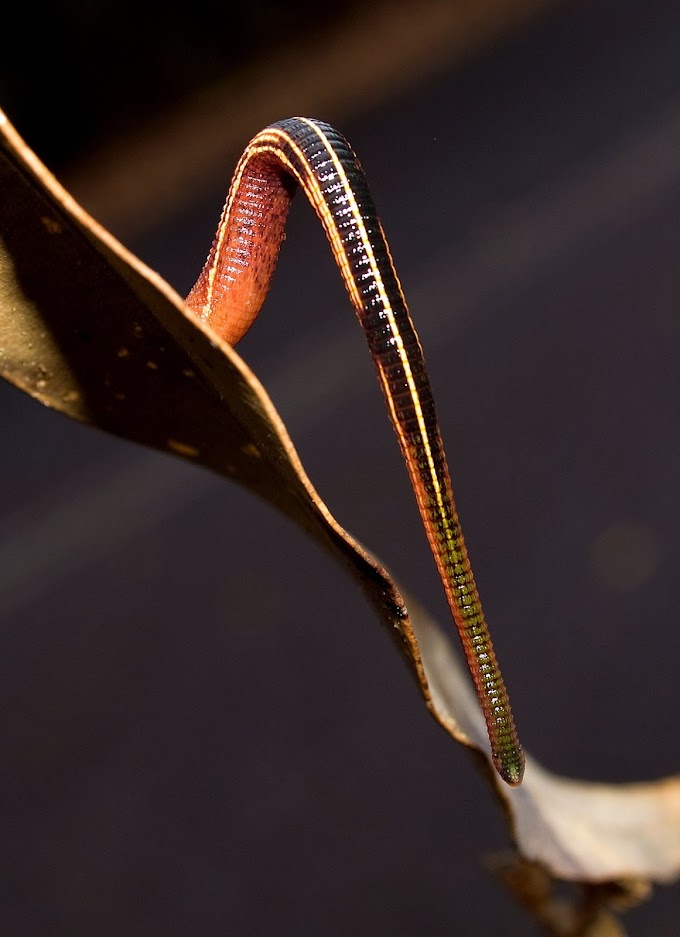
186,117,525,786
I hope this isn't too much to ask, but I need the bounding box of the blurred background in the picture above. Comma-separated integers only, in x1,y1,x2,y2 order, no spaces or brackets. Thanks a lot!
1,0,679,933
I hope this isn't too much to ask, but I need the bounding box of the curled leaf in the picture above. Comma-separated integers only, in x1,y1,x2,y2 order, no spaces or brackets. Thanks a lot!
1,107,678,895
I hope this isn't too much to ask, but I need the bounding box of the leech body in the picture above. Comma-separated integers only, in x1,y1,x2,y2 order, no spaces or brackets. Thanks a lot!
186,117,525,786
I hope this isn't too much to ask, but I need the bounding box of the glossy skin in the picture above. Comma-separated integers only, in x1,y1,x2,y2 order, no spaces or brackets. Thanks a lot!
187,117,524,786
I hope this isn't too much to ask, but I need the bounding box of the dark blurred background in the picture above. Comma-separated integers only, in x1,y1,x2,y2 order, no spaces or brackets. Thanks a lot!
1,0,679,933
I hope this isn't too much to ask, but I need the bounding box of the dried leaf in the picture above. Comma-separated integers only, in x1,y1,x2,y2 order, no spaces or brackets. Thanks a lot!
1,107,678,893
488,854,637,936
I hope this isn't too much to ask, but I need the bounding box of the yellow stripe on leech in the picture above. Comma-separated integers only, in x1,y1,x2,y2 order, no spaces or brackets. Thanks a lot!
297,118,452,538
254,127,365,312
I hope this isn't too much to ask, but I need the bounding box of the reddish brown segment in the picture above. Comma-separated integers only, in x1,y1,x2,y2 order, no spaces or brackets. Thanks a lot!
187,161,295,344
186,117,525,786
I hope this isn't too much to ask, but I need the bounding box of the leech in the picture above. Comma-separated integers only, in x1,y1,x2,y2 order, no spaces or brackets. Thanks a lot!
186,117,525,786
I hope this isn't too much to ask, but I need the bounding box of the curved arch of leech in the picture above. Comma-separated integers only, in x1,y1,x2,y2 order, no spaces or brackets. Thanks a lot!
251,127,375,310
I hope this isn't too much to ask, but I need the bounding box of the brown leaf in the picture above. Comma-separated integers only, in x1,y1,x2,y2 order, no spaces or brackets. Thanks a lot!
1,107,678,894
488,854,639,936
